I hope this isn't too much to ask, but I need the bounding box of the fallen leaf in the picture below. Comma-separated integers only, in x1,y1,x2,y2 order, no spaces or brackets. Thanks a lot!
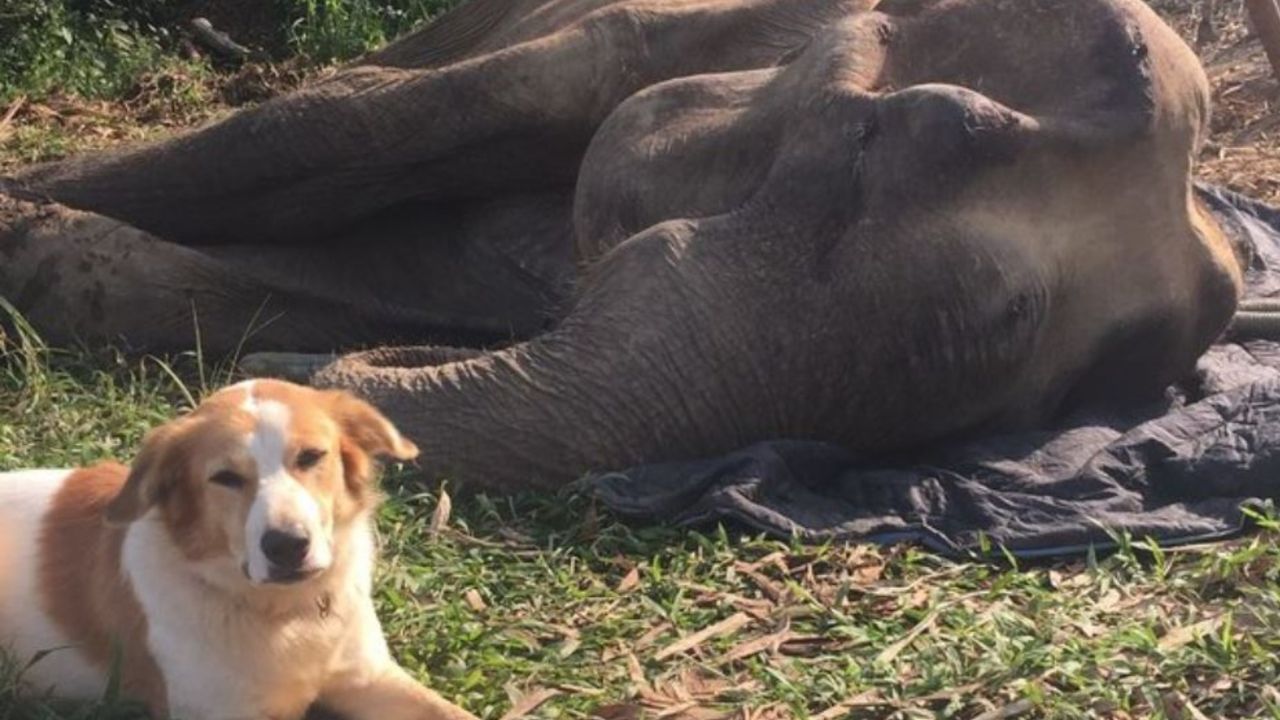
1071,620,1105,638
851,559,885,584
591,704,645,720
617,566,641,593
552,682,605,696
1159,614,1228,651
558,626,582,658
778,634,846,657
635,622,673,651
464,588,487,612
1161,691,1212,720
0,96,27,142
654,703,722,719
656,613,753,661
720,623,792,663
625,651,650,693
428,489,452,538
738,551,786,573
500,687,562,720
972,698,1035,720
811,691,884,719
906,586,931,609
1096,589,1123,612
734,563,786,603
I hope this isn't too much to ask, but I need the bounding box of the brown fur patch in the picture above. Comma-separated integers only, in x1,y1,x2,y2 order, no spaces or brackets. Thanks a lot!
105,416,236,562
39,463,168,716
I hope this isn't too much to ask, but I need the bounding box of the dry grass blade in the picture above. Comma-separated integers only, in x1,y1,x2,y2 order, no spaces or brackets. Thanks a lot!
500,687,563,720
972,699,1035,720
734,563,787,603
737,551,786,573
624,651,651,694
558,626,582,658
656,613,753,661
1159,614,1228,651
653,701,700,718
0,96,26,142
552,683,605,696
634,622,673,651
1162,691,1213,720
876,609,939,664
590,704,645,720
812,691,884,719
720,623,793,663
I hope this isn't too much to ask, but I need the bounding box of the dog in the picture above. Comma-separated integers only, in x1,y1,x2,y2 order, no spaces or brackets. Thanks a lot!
0,379,477,720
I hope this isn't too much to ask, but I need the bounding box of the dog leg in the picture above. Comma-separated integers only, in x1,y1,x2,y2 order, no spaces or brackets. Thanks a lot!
318,664,478,720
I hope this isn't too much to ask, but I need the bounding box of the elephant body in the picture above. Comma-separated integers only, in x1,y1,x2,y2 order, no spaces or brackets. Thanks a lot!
0,0,1245,489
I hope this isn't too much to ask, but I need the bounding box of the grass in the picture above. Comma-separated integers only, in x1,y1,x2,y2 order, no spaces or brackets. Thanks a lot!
285,0,461,63
4,316,1280,720
0,0,179,104
0,0,462,107
5,1,1280,717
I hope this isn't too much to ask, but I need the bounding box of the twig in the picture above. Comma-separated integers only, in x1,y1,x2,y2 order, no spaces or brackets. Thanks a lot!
189,17,253,62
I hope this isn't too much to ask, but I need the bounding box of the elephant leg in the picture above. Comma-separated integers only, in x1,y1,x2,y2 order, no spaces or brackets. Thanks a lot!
10,0,865,247
0,192,574,353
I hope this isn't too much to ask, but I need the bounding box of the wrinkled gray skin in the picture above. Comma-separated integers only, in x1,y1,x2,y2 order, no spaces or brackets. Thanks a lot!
0,0,1246,490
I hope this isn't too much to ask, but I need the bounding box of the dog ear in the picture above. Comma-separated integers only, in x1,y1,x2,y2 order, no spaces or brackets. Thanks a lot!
105,422,187,525
325,391,419,461
324,391,419,496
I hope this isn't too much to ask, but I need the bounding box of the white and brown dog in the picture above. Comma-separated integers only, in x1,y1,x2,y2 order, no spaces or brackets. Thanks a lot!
0,379,476,720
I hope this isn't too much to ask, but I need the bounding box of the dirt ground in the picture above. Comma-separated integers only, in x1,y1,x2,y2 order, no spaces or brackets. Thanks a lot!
1160,0,1280,203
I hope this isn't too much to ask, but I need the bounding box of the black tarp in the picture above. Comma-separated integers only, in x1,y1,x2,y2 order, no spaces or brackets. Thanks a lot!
594,185,1280,558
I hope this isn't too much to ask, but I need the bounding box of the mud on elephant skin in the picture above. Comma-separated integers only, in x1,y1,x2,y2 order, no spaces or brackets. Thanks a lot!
0,0,1247,491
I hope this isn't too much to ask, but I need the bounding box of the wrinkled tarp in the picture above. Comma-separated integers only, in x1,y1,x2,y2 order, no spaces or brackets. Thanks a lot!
593,184,1280,558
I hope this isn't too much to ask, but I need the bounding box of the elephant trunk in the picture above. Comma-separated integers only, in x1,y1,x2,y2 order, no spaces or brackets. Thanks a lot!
312,331,710,491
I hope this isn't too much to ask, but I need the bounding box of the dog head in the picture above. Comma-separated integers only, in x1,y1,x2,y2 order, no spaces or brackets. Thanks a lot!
106,379,418,585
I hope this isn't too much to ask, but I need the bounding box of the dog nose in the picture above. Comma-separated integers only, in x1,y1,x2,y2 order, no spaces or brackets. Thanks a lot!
260,528,310,568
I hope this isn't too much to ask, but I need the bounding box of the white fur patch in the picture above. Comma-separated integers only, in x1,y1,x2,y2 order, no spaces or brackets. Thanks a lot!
0,470,106,698
242,394,330,583
125,508,381,718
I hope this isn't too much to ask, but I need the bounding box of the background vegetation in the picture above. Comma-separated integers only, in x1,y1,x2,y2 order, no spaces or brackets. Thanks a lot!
0,0,460,103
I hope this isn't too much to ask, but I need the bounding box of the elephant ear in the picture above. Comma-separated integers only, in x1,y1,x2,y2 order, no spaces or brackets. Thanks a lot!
323,390,419,498
879,0,1187,152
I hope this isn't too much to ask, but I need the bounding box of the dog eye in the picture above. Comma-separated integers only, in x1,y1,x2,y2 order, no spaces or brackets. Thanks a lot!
209,470,247,489
296,449,326,470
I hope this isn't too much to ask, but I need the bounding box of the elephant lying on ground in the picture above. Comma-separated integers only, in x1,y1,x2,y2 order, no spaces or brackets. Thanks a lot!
0,0,1249,490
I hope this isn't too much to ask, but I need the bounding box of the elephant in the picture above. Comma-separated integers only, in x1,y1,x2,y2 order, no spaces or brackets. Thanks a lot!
0,0,1249,491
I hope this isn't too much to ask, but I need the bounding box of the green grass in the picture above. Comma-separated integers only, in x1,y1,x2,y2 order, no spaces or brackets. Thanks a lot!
4,313,1280,720
0,0,463,105
285,0,461,63
0,0,177,104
